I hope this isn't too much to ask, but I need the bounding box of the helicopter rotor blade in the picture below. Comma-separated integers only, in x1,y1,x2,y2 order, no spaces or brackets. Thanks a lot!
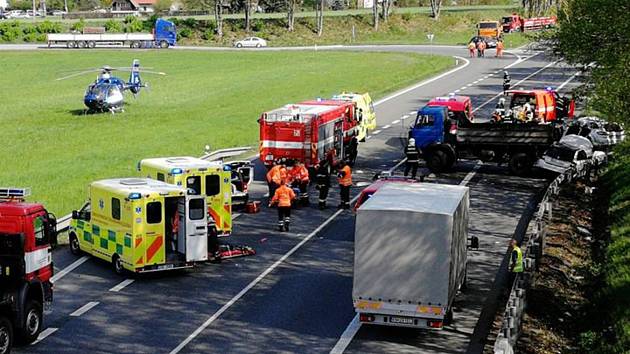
113,68,166,75
56,69,103,81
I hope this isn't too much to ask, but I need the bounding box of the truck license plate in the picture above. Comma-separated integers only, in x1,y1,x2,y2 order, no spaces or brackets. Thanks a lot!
158,264,174,270
389,316,414,325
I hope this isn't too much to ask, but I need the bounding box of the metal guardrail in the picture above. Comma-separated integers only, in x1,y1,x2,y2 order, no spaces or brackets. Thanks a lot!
493,162,596,354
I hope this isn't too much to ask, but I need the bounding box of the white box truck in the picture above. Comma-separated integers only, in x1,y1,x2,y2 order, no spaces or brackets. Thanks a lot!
353,182,473,329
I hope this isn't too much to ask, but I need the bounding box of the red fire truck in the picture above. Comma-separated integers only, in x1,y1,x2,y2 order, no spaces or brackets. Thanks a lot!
0,188,56,353
501,13,557,33
259,101,358,169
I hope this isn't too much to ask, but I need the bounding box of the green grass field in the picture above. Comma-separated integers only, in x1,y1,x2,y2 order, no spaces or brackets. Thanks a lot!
0,50,453,215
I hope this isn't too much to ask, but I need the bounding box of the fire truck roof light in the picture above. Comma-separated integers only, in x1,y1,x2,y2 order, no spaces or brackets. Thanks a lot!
128,192,142,200
0,187,31,199
171,168,183,175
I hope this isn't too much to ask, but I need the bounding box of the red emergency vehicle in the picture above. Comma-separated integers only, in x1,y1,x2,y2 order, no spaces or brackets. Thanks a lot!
0,188,56,353
259,101,358,169
501,13,557,33
506,89,575,122
426,95,474,125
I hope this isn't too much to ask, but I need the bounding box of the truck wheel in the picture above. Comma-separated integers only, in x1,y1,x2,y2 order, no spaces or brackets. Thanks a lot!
130,41,141,49
19,301,42,344
427,150,447,173
87,41,96,49
112,254,125,275
66,41,74,49
509,153,531,176
0,316,12,354
159,40,169,49
69,233,81,255
77,41,86,49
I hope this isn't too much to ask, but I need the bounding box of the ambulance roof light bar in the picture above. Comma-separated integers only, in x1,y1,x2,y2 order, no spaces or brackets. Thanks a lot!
0,187,31,200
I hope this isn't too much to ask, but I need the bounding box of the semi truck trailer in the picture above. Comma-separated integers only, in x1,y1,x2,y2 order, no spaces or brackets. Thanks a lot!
353,183,473,329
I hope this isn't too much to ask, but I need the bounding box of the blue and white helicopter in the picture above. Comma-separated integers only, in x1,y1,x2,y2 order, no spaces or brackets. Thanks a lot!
57,59,165,114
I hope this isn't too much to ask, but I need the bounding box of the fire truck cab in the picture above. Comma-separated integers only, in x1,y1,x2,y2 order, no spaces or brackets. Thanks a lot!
259,101,358,169
0,188,55,353
138,157,233,237
69,178,208,274
506,89,575,122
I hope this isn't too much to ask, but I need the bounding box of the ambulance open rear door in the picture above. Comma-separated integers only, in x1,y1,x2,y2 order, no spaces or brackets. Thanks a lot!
177,196,208,262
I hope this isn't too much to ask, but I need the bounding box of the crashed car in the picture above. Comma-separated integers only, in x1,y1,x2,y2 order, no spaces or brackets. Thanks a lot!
566,116,625,149
226,160,254,205
535,134,600,174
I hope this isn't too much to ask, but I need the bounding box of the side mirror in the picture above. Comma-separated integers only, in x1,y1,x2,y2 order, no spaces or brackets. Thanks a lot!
72,210,79,219
468,236,479,250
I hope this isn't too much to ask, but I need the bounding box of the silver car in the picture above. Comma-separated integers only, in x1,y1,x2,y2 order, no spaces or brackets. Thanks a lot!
535,135,593,174
567,116,625,149
234,37,267,48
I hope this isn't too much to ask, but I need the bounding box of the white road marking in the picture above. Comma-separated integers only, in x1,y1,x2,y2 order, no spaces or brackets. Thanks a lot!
391,120,400,124
401,115,409,120
460,86,467,90
31,328,58,345
409,110,417,114
473,60,560,114
372,130,382,135
460,161,483,186
109,279,135,292
466,83,473,87
170,192,363,354
373,56,470,107
382,124,391,129
474,79,481,83
70,301,100,317
233,213,242,220
556,71,580,91
50,256,89,283
454,89,461,93
366,136,372,140
330,314,360,354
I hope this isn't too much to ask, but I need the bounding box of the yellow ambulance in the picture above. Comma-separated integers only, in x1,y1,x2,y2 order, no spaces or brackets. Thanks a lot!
138,157,232,236
69,178,208,274
332,92,377,141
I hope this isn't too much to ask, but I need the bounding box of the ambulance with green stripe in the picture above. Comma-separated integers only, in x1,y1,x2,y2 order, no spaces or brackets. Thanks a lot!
332,92,377,141
138,156,233,236
68,178,208,274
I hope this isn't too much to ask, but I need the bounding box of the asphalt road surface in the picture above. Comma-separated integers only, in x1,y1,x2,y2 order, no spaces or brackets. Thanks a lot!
7,44,582,354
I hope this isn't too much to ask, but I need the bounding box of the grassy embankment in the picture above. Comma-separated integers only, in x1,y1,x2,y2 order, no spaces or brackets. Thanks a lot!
0,50,453,215
0,8,530,47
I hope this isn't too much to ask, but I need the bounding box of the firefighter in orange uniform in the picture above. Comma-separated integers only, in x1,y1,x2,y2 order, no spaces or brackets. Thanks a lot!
266,160,287,204
289,161,310,205
269,181,296,231
337,160,352,209
496,39,504,58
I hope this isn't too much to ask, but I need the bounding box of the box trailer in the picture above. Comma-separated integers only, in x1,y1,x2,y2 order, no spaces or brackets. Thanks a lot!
353,182,471,329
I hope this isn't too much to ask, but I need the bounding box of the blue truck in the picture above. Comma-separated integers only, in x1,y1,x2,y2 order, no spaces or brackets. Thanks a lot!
47,19,176,49
409,105,563,175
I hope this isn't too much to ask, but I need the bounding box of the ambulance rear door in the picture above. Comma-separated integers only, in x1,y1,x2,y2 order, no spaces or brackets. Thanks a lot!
178,196,208,262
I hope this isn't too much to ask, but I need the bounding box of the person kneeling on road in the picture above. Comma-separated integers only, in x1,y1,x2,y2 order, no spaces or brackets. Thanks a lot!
269,181,296,232
337,160,352,209
289,161,310,206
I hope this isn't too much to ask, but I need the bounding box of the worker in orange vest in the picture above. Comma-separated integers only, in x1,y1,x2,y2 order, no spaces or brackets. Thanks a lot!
337,160,352,209
289,161,310,206
477,40,486,58
496,40,504,58
266,161,287,204
269,181,296,231
467,41,476,58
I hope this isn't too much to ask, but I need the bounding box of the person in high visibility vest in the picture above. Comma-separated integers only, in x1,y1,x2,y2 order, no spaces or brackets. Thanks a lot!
337,160,352,209
508,239,524,286
495,39,504,58
468,41,476,58
315,162,331,210
269,181,296,232
266,161,287,204
289,161,310,206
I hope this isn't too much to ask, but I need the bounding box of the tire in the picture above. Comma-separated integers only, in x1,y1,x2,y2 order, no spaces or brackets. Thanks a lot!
159,40,169,49
509,153,531,176
112,254,125,275
87,41,96,49
18,301,42,345
444,308,454,325
427,150,448,173
236,43,242,48
256,43,261,48
66,41,74,49
77,41,86,48
0,316,12,354
69,233,81,255
130,41,141,49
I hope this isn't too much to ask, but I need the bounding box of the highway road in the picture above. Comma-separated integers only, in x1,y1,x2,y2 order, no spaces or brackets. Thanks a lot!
8,44,582,354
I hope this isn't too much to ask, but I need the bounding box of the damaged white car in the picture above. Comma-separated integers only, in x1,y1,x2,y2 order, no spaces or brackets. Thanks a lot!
566,116,625,150
535,134,605,174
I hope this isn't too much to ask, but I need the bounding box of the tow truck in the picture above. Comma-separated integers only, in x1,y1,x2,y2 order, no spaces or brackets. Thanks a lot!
1,188,55,353
69,178,208,274
501,13,557,33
